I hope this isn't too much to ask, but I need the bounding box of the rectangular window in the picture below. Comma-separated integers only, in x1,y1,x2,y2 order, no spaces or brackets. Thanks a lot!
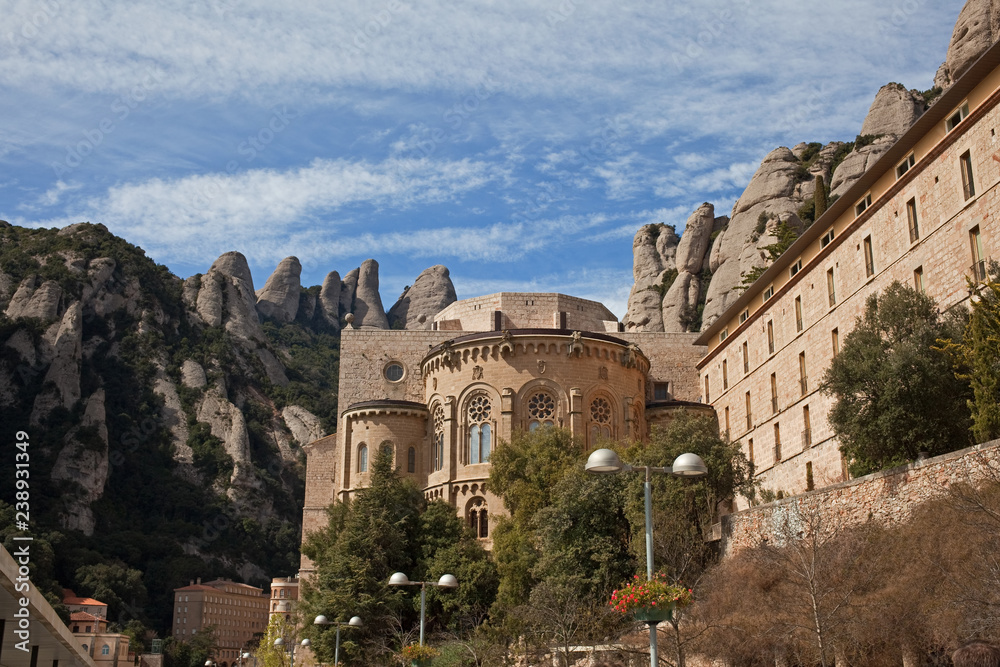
864,236,875,277
742,341,749,374
827,268,836,306
739,308,749,324
820,228,835,248
896,153,915,179
770,373,778,414
653,382,669,400
906,198,919,242
724,407,730,438
961,150,976,200
719,328,728,343
790,259,802,278
971,226,986,281
795,296,804,332
763,284,774,301
767,320,775,355
946,101,969,132
803,405,812,448
806,461,815,491
914,266,924,292
855,193,872,217
774,423,782,463
799,352,808,396
748,438,754,467
745,391,753,431
722,359,728,390
832,328,840,357
704,376,710,403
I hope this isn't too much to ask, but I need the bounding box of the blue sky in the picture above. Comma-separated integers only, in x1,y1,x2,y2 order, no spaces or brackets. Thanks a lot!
0,0,963,317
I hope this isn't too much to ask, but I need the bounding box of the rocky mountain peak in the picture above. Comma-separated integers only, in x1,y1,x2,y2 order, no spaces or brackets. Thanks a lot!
388,265,457,330
256,256,303,323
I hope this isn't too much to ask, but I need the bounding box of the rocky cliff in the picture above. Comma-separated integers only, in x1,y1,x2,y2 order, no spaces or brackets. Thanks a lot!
0,221,457,633
626,0,998,332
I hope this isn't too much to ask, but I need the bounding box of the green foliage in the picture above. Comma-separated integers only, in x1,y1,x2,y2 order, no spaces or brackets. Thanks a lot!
822,282,973,476
74,562,148,624
623,412,754,583
854,133,883,149
920,86,943,105
261,321,340,434
938,266,1000,443
829,142,855,177
163,626,217,667
738,220,799,291
187,422,234,483
650,268,678,298
798,142,823,166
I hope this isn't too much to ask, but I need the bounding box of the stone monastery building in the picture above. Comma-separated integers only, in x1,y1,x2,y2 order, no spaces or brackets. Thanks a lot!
301,39,1000,568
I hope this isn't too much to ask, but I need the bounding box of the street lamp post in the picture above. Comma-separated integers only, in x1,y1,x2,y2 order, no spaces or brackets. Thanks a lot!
274,637,310,667
387,573,458,646
585,448,708,667
313,615,363,666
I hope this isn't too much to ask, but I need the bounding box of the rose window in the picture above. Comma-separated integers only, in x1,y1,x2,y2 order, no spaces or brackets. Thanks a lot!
590,397,612,423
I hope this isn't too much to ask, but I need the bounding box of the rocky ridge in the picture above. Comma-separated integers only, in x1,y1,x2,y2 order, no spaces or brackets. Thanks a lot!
626,0,997,332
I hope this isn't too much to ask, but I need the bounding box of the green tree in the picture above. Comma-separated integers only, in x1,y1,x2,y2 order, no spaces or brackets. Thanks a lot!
822,282,972,476
256,615,293,667
738,220,800,290
939,270,1000,443
75,562,148,624
163,626,217,667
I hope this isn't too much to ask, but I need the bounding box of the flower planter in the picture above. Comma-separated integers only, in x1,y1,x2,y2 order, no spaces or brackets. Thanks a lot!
633,604,674,623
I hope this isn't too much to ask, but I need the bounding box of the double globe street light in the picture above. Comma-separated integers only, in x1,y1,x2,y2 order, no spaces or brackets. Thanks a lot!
273,637,310,667
585,448,708,667
387,573,458,646
313,614,363,666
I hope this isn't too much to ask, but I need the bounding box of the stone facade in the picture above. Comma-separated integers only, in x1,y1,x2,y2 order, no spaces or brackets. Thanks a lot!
171,579,268,665
722,439,1000,557
300,293,705,576
697,42,1000,507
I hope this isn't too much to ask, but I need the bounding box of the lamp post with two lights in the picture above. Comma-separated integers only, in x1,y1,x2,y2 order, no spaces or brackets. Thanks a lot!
585,447,708,667
387,573,458,646
313,615,362,666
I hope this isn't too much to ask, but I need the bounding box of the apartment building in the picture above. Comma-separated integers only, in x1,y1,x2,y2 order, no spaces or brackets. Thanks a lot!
172,579,268,665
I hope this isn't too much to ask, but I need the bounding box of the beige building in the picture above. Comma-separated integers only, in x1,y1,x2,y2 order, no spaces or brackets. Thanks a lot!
64,591,131,667
696,41,1000,505
172,579,268,665
301,292,707,575
268,576,299,624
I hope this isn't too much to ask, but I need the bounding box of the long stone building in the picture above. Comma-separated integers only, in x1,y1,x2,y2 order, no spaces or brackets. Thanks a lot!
696,38,1000,506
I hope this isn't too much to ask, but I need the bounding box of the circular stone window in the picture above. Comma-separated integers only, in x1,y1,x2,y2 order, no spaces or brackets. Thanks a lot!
383,362,405,382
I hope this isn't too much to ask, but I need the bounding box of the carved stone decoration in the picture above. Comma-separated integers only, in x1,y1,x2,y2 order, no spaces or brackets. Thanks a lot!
537,360,546,374
622,343,641,368
473,365,484,380
433,377,438,390
499,329,514,355
567,331,584,357
599,366,609,380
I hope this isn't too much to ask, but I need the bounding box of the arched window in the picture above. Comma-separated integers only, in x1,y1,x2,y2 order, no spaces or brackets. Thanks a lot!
358,444,368,472
467,497,489,539
380,441,393,462
468,395,492,464
407,447,415,473
102,645,111,656
527,391,556,430
589,397,612,446
433,405,445,471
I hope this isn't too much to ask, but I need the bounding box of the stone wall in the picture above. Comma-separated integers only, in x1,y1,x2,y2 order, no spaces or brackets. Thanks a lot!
433,292,618,332
721,439,1000,557
618,332,705,403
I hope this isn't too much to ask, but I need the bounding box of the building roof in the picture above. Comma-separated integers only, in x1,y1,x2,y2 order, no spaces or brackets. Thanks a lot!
695,37,1000,348
70,611,105,623
62,590,108,608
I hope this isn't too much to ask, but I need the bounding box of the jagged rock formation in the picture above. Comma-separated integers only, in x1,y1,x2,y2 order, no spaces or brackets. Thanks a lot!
937,0,1000,88
353,259,390,329
194,251,265,341
629,2,995,331
51,389,109,536
387,265,458,330
624,224,679,331
282,405,325,446
318,271,342,331
5,277,62,320
256,256,302,323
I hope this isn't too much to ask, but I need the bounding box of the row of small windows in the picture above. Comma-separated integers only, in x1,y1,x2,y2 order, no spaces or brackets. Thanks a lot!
729,146,981,347
739,403,814,465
